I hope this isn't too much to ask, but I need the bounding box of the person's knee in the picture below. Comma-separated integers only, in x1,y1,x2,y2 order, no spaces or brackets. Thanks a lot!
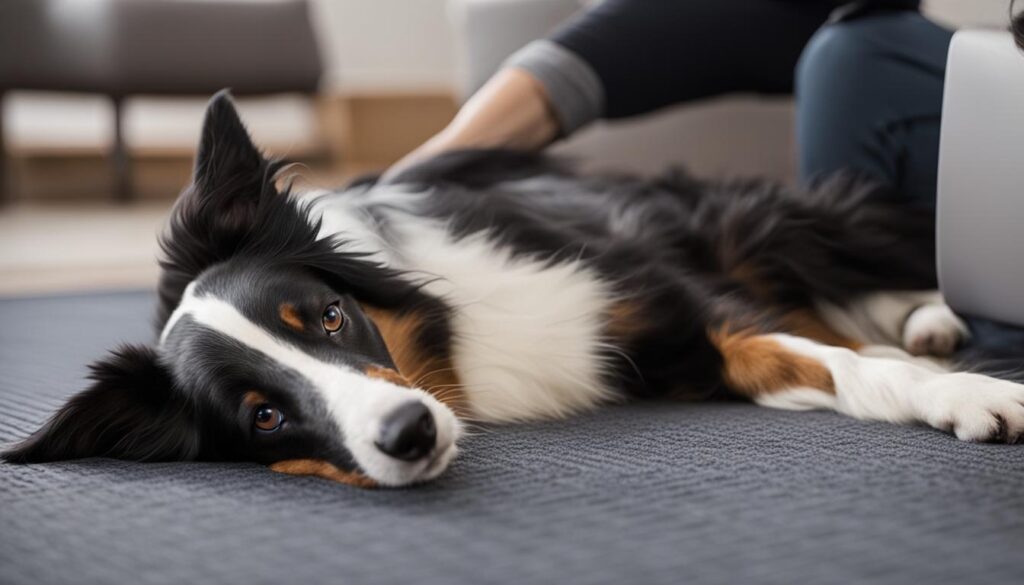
796,22,874,94
796,22,887,186
797,13,949,91
796,14,951,194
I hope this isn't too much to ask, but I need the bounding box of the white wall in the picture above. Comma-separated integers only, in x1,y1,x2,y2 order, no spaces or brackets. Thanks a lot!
924,0,1014,28
310,0,457,92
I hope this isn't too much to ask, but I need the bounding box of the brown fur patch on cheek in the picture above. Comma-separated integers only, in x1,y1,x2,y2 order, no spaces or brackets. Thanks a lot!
361,304,467,415
711,327,835,398
365,365,412,387
270,459,378,489
278,303,305,332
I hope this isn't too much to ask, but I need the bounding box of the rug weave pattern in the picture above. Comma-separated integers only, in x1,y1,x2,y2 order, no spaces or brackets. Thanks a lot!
2,292,1023,585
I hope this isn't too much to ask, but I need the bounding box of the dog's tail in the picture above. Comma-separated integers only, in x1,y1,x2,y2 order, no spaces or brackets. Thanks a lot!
688,173,937,307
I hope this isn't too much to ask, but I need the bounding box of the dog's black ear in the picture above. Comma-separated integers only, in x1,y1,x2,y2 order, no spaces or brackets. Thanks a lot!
2,345,198,464
193,89,265,189
156,90,289,324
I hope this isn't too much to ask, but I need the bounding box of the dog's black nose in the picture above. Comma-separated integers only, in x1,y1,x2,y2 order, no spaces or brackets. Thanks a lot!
375,402,436,461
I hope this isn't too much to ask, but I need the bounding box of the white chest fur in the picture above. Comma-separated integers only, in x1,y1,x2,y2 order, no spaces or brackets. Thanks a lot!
305,189,619,422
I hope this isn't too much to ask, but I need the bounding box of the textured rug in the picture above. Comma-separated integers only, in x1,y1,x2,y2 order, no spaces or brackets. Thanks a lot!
2,291,1024,585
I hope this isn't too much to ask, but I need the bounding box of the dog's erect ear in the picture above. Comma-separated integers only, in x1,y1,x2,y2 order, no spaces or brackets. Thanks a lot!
2,345,198,464
157,90,288,324
193,89,265,189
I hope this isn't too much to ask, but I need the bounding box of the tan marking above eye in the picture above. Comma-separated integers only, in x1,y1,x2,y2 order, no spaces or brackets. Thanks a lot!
270,459,378,488
278,303,305,332
243,390,269,408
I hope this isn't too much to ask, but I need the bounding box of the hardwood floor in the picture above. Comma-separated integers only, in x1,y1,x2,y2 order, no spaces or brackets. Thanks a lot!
0,164,386,297
0,202,168,296
0,91,457,296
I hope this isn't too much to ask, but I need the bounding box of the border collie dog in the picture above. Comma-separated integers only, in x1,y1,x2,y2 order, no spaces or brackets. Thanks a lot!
5,92,1024,487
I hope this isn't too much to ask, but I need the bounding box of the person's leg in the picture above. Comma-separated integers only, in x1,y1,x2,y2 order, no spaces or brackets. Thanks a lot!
796,11,953,208
392,0,845,178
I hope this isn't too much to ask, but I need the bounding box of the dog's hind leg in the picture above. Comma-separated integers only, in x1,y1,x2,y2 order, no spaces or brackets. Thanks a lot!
775,308,863,350
712,328,1024,443
815,291,970,358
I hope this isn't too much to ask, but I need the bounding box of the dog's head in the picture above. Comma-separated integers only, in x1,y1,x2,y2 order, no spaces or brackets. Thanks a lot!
2,92,460,487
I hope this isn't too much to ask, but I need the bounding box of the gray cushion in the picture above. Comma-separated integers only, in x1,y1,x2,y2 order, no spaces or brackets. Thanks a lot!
0,0,321,95
2,291,1023,584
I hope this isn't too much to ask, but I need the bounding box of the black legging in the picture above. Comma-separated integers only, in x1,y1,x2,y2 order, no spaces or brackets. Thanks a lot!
550,0,851,118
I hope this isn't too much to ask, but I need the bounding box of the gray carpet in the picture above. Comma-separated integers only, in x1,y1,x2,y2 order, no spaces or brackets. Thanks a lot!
3,291,1024,585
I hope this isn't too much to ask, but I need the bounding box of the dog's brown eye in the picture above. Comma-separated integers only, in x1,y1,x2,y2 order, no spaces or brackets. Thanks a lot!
254,404,285,432
322,303,344,333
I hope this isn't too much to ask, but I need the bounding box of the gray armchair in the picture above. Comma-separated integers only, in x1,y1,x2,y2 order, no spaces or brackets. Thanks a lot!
0,0,322,203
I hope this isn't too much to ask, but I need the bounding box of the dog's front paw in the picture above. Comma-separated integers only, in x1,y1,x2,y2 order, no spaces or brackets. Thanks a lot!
903,303,969,357
924,375,1024,443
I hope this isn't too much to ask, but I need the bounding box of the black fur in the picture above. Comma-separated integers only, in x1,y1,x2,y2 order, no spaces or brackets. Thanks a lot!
2,345,197,463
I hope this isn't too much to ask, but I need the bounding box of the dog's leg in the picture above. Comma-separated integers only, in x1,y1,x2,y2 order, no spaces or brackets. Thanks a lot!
816,291,969,357
713,329,1024,442
776,308,862,350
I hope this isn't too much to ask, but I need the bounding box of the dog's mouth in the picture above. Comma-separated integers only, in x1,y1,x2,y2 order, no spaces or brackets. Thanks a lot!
270,430,458,489
419,440,459,482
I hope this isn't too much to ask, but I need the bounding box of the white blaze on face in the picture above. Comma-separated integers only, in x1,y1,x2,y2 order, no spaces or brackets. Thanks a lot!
159,285,461,486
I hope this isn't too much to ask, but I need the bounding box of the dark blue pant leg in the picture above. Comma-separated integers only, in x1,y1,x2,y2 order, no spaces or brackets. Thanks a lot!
795,11,953,208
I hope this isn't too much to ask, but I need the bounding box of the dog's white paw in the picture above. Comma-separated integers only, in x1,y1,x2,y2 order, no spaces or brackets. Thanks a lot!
902,303,969,357
923,375,1024,443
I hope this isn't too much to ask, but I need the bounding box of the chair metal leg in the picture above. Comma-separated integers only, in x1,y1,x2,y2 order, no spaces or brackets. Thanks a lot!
111,96,133,203
0,91,7,205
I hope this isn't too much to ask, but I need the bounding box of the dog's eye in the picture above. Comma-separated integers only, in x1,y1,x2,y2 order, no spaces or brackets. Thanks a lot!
322,303,344,334
254,404,285,432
